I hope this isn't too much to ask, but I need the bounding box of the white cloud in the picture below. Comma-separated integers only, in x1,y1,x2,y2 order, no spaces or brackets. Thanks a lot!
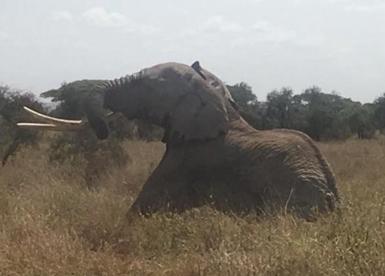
328,0,385,11
49,7,158,34
247,0,265,4
135,25,160,35
327,0,351,3
295,35,325,47
179,16,299,53
345,2,385,12
82,7,128,27
184,16,297,47
251,21,297,43
0,30,9,41
51,11,73,22
201,16,244,33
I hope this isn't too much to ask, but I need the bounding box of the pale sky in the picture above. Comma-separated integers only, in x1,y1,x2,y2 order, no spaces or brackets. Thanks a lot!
0,0,384,103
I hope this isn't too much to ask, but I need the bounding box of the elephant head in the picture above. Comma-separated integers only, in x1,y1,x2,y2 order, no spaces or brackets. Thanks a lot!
19,62,236,143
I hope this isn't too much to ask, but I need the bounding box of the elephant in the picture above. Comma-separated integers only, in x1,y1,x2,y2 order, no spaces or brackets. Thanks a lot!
18,61,340,219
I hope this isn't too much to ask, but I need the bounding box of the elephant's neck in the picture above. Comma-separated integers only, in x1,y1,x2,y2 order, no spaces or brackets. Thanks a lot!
135,92,175,129
225,102,257,133
231,116,257,133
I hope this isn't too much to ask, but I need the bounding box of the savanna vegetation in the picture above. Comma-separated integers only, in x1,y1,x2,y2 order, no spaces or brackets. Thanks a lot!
1,136,385,275
1,82,385,274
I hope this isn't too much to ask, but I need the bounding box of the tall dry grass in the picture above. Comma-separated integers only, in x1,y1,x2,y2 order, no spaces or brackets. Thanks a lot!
1,138,385,275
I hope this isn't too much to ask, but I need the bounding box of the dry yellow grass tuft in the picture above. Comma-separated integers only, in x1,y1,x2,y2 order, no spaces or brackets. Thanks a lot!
1,138,385,275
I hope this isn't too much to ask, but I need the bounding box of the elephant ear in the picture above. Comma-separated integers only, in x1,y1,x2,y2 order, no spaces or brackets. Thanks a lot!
191,61,237,109
167,82,229,142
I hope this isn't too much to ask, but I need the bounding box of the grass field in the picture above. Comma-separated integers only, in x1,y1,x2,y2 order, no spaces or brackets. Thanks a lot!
1,138,385,275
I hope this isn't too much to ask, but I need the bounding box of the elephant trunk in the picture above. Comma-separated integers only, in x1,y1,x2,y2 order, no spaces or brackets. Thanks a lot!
83,96,110,140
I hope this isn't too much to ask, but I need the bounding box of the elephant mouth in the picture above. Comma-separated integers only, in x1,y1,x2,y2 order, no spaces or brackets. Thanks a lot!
17,106,119,132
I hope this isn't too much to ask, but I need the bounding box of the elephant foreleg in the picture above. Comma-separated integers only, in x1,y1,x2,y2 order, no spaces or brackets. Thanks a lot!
129,150,190,215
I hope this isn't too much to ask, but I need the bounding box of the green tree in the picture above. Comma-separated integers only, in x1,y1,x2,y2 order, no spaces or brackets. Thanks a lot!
265,87,294,129
0,86,43,165
374,93,385,132
227,82,265,129
227,82,257,107
347,103,376,139
298,87,354,140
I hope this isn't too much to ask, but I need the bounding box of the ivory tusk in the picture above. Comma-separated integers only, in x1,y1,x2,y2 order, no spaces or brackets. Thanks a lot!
17,106,121,131
17,123,57,128
17,122,82,131
23,106,83,125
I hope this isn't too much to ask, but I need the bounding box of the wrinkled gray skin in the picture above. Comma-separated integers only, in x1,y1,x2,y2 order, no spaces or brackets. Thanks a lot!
89,62,340,218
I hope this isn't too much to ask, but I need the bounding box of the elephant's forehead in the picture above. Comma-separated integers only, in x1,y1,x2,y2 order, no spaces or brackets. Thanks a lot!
141,62,194,79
